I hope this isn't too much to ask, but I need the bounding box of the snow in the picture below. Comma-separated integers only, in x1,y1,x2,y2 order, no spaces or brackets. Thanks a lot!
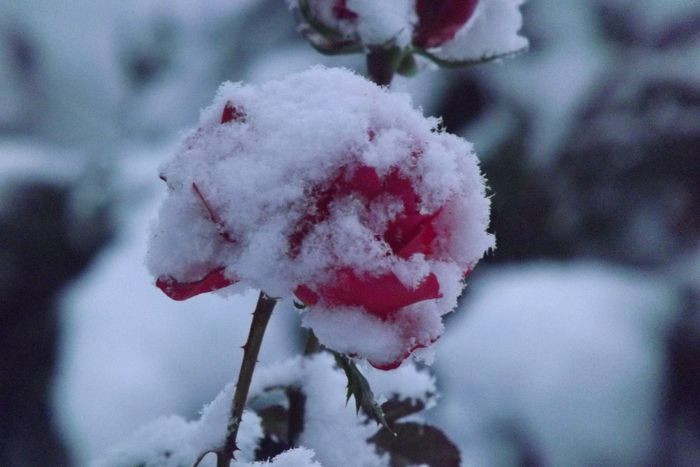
0,139,85,190
347,0,417,47
146,66,493,368
95,352,435,466
431,262,677,466
93,395,261,467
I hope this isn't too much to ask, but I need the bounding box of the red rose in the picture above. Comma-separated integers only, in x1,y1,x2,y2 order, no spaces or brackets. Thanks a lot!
156,120,446,315
149,68,493,369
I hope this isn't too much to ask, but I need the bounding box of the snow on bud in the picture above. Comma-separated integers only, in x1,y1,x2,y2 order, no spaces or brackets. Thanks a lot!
290,0,528,66
146,67,494,369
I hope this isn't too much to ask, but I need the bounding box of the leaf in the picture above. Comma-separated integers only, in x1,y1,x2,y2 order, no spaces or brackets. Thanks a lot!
332,352,393,433
255,405,289,461
258,405,289,440
380,396,426,424
370,422,461,467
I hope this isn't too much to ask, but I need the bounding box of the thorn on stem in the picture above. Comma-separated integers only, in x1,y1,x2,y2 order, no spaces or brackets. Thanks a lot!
192,450,216,467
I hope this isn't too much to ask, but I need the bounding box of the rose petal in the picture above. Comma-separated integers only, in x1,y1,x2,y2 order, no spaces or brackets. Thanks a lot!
413,0,479,48
156,267,236,301
220,100,245,124
297,268,441,320
385,210,440,258
395,214,439,258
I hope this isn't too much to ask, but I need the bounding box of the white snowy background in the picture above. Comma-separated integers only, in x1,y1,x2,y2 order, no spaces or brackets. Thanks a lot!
1,0,698,466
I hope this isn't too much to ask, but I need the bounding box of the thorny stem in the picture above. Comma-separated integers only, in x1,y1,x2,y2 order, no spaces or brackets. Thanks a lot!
196,292,277,467
366,46,396,86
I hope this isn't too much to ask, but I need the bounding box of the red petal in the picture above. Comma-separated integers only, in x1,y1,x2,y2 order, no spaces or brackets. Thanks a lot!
221,101,245,124
294,284,320,306
333,0,358,19
156,267,236,301
349,165,383,199
395,216,438,258
413,0,479,48
301,268,441,319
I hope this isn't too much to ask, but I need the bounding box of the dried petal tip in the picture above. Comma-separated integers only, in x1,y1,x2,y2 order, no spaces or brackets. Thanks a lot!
221,101,244,124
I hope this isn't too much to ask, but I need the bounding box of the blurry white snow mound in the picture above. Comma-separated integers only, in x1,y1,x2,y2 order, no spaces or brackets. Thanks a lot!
92,382,262,467
94,352,434,466
0,140,85,210
147,66,493,369
431,262,677,466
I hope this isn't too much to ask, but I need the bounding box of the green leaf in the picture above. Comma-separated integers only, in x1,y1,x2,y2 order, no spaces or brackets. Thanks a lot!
370,422,461,467
332,351,393,434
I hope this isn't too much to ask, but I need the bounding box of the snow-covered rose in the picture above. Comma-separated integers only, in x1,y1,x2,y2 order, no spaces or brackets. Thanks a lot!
147,67,494,369
290,0,528,64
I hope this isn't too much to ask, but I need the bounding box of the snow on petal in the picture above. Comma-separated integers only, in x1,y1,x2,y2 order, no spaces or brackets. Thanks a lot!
429,0,528,62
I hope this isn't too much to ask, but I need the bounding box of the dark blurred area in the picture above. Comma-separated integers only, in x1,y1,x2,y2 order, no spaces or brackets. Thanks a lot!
0,0,698,465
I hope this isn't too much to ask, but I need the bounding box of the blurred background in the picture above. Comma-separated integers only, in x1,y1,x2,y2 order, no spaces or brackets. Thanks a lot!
1,0,698,465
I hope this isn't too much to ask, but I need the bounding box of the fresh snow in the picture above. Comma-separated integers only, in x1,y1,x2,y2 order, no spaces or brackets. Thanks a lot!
94,353,435,466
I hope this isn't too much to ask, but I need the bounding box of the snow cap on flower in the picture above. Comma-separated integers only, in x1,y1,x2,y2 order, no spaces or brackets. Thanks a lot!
147,66,494,369
289,0,528,66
